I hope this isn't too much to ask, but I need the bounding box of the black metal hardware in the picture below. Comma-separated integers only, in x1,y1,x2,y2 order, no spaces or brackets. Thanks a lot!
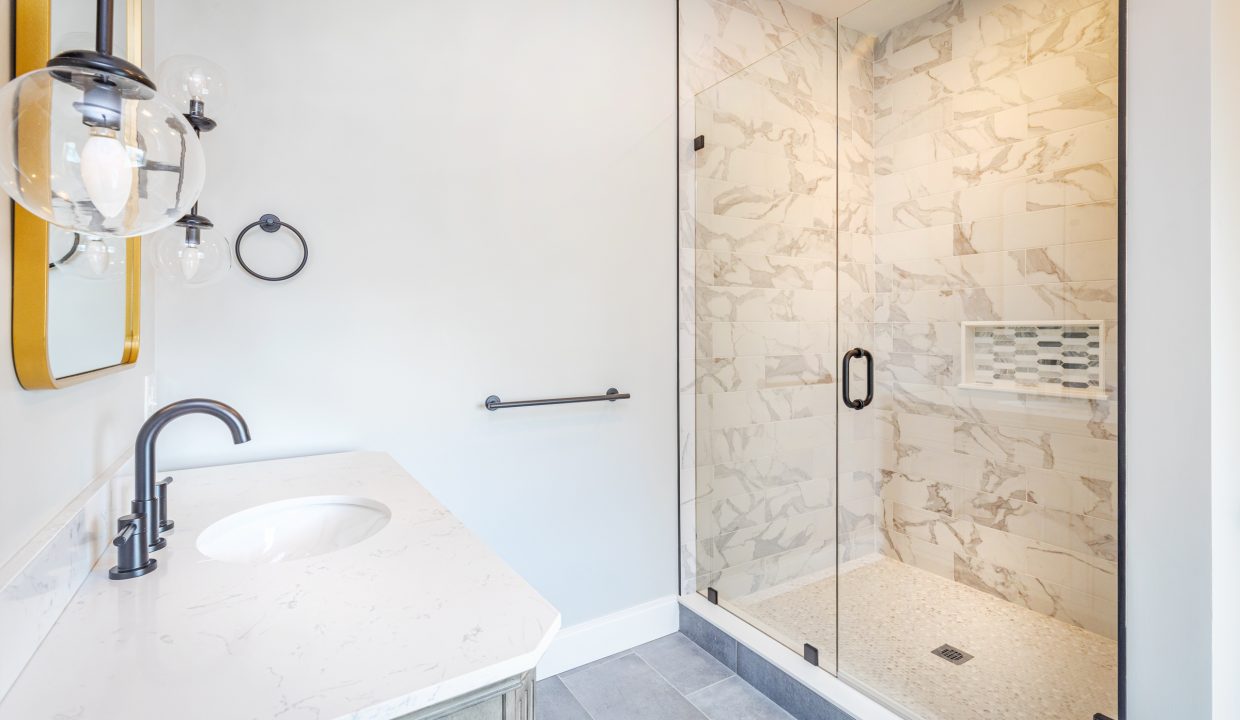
841,348,874,410
95,0,113,55
484,387,630,411
155,477,174,532
235,214,309,282
173,209,214,252
1094,715,1115,720
110,399,250,580
184,98,217,133
108,513,155,580
693,135,705,151
167,92,219,257
803,644,819,666
707,587,718,604
47,0,156,94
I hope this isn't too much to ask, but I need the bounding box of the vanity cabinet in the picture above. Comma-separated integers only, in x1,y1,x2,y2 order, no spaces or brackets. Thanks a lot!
398,672,533,720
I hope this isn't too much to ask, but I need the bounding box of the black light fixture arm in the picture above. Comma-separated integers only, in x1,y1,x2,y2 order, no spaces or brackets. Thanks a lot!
96,0,113,55
172,99,218,242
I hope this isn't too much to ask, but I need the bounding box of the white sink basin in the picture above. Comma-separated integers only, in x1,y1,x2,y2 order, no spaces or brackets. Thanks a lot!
196,495,391,564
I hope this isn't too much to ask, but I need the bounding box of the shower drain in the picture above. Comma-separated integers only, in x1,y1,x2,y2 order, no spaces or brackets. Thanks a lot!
931,643,973,665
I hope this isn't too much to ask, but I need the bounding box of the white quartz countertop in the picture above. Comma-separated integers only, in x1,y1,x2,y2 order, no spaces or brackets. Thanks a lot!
0,452,560,719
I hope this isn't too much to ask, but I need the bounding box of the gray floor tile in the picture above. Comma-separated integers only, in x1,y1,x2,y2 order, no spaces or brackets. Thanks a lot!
560,653,708,720
558,647,634,678
688,676,796,720
679,604,738,671
535,677,592,720
635,633,734,695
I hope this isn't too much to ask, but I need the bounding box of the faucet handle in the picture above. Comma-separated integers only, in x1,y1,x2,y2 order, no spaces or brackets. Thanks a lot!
155,477,174,532
108,513,156,580
112,514,139,547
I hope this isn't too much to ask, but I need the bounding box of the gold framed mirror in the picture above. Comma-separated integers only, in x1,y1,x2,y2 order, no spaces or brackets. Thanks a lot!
11,0,144,389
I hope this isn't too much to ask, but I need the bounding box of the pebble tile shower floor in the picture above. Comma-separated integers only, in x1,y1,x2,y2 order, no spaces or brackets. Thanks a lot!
537,633,795,720
733,557,1118,720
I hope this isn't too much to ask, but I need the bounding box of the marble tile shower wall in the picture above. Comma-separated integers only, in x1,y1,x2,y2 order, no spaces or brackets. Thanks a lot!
836,27,880,566
681,0,841,599
854,0,1121,639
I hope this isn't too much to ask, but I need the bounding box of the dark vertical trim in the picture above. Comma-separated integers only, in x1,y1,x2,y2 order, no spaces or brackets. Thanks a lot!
1117,0,1128,716
832,17,842,680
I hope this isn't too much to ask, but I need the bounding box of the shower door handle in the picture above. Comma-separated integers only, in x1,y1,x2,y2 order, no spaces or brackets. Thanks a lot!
842,348,873,410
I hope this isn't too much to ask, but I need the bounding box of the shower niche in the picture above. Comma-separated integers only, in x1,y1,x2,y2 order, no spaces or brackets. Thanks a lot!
679,0,1121,718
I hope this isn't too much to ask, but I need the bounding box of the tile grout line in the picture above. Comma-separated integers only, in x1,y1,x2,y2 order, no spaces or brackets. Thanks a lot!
559,650,634,680
572,647,714,720
683,674,736,700
632,640,729,699
551,672,599,720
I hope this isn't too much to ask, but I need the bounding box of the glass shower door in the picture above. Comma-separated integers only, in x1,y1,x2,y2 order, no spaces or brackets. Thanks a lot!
833,1,1121,718
689,19,842,673
684,0,1120,715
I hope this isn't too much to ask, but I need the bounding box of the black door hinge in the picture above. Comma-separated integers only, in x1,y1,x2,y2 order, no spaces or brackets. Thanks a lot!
803,644,819,666
693,135,705,151
706,587,718,604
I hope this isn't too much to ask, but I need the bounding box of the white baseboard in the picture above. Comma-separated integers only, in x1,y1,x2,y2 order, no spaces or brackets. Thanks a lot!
536,595,680,678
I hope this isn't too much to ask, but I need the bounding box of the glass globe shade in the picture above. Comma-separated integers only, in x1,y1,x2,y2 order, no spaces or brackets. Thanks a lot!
157,55,228,110
154,224,231,286
49,229,125,279
0,64,206,237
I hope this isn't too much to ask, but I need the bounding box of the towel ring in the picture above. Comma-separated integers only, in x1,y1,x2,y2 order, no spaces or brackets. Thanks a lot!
235,214,308,282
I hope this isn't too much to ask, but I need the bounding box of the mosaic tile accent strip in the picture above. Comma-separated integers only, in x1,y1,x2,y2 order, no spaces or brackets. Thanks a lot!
961,321,1106,398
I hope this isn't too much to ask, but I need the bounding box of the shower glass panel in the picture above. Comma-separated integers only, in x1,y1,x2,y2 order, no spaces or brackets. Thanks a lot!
834,0,1120,717
690,19,841,671
685,0,1119,717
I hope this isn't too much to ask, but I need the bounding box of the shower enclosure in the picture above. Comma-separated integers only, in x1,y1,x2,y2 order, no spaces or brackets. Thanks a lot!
678,0,1120,717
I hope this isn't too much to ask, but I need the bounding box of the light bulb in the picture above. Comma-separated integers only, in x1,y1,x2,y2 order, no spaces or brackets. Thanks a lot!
154,223,231,286
158,55,229,110
51,232,124,279
83,237,110,276
79,128,132,218
186,68,211,101
179,242,204,280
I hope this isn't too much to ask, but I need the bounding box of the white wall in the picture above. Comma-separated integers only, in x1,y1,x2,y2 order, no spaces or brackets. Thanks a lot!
150,0,678,628
1127,0,1214,716
1211,1,1240,715
0,8,153,570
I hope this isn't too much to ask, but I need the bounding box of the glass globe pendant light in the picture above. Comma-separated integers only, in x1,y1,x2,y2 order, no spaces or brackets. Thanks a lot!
0,0,205,237
153,56,230,287
154,209,231,286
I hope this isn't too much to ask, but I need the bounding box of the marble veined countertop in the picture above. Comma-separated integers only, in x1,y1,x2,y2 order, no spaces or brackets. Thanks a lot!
0,452,560,719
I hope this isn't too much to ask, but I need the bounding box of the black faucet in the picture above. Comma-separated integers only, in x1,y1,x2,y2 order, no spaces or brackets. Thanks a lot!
109,399,251,580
